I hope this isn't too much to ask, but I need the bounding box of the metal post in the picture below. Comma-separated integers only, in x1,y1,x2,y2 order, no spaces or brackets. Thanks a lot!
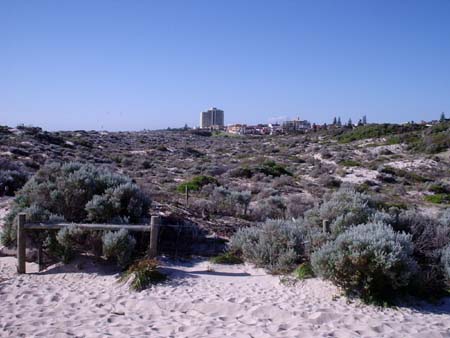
149,216,161,258
17,213,26,274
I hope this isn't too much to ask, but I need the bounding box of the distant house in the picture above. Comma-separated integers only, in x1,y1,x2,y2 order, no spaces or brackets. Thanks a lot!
227,124,246,135
282,118,311,133
269,123,283,135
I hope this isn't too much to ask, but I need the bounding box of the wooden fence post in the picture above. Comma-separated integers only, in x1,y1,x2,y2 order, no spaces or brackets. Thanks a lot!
17,213,26,274
149,216,161,258
37,241,43,272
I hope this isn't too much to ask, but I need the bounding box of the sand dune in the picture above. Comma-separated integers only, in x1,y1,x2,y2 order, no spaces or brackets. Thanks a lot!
0,257,449,338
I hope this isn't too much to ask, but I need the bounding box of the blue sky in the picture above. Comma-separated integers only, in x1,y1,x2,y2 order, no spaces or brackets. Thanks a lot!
1,0,450,131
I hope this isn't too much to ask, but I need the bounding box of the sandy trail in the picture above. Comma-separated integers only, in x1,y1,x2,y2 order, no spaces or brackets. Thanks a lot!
0,257,449,338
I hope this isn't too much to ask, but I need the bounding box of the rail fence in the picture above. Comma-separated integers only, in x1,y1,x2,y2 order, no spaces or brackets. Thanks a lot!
16,213,162,274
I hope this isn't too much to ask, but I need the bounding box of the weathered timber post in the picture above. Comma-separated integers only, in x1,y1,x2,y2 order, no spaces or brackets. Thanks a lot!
17,213,26,274
322,219,330,234
37,241,43,272
149,216,161,258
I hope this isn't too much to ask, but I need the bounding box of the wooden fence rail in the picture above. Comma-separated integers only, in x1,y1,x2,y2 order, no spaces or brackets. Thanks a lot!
16,213,161,274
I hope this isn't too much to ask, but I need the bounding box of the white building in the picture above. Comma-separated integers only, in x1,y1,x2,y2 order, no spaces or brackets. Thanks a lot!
200,107,224,129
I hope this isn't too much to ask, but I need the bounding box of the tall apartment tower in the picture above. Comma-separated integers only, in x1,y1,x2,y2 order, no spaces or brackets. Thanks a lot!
200,107,224,128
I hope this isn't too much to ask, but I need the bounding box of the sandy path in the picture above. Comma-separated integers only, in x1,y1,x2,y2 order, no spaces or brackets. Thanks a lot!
0,257,449,338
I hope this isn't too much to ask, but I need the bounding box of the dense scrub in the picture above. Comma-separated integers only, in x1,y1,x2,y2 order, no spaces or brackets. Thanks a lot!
231,219,306,273
229,186,450,303
1,162,150,269
337,123,425,144
311,222,418,303
0,159,29,196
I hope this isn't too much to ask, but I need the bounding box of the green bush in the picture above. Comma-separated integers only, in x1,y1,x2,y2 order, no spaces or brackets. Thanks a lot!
337,123,425,144
177,175,218,192
255,160,292,177
339,159,361,167
210,252,243,265
120,258,167,291
424,194,450,205
102,229,136,268
294,262,314,280
230,219,306,273
311,222,418,304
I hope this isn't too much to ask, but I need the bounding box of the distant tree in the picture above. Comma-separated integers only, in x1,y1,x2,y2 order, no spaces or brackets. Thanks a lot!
347,118,353,127
358,119,363,126
440,112,446,122
362,115,367,124
333,117,337,125
183,123,189,130
337,117,342,127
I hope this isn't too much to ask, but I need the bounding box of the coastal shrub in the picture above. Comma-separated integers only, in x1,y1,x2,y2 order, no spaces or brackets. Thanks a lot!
102,229,136,268
230,219,306,273
255,160,292,177
210,187,251,216
177,175,218,192
425,193,450,205
286,194,314,219
294,262,314,280
1,162,150,246
441,245,450,287
311,222,418,303
304,186,374,237
210,252,243,265
120,258,167,291
56,226,85,263
440,208,450,226
370,208,450,297
0,159,29,196
339,159,361,167
337,123,424,144
252,196,286,221
86,182,150,223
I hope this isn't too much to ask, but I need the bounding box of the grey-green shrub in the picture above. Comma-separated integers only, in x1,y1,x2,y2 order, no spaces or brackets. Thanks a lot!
441,245,450,286
304,186,374,237
102,229,136,268
370,208,450,297
311,222,418,303
440,208,450,227
230,219,306,273
56,226,85,263
252,196,286,221
1,162,150,246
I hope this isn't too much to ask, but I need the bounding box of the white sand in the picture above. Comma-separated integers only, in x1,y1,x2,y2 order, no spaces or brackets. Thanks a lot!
1,257,449,338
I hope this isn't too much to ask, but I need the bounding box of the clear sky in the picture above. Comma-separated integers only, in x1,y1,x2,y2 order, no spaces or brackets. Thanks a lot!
1,0,450,131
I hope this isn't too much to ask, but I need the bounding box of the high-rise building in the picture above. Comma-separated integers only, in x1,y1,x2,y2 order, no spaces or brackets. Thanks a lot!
200,107,224,128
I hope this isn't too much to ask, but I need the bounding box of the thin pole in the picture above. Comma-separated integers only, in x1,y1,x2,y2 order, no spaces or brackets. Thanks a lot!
149,216,161,258
17,213,26,274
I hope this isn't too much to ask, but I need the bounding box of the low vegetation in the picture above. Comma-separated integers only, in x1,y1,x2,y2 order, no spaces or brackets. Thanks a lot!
120,258,167,291
210,251,243,265
1,120,449,299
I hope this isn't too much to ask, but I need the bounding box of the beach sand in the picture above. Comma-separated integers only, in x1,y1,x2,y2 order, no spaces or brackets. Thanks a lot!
0,256,449,338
